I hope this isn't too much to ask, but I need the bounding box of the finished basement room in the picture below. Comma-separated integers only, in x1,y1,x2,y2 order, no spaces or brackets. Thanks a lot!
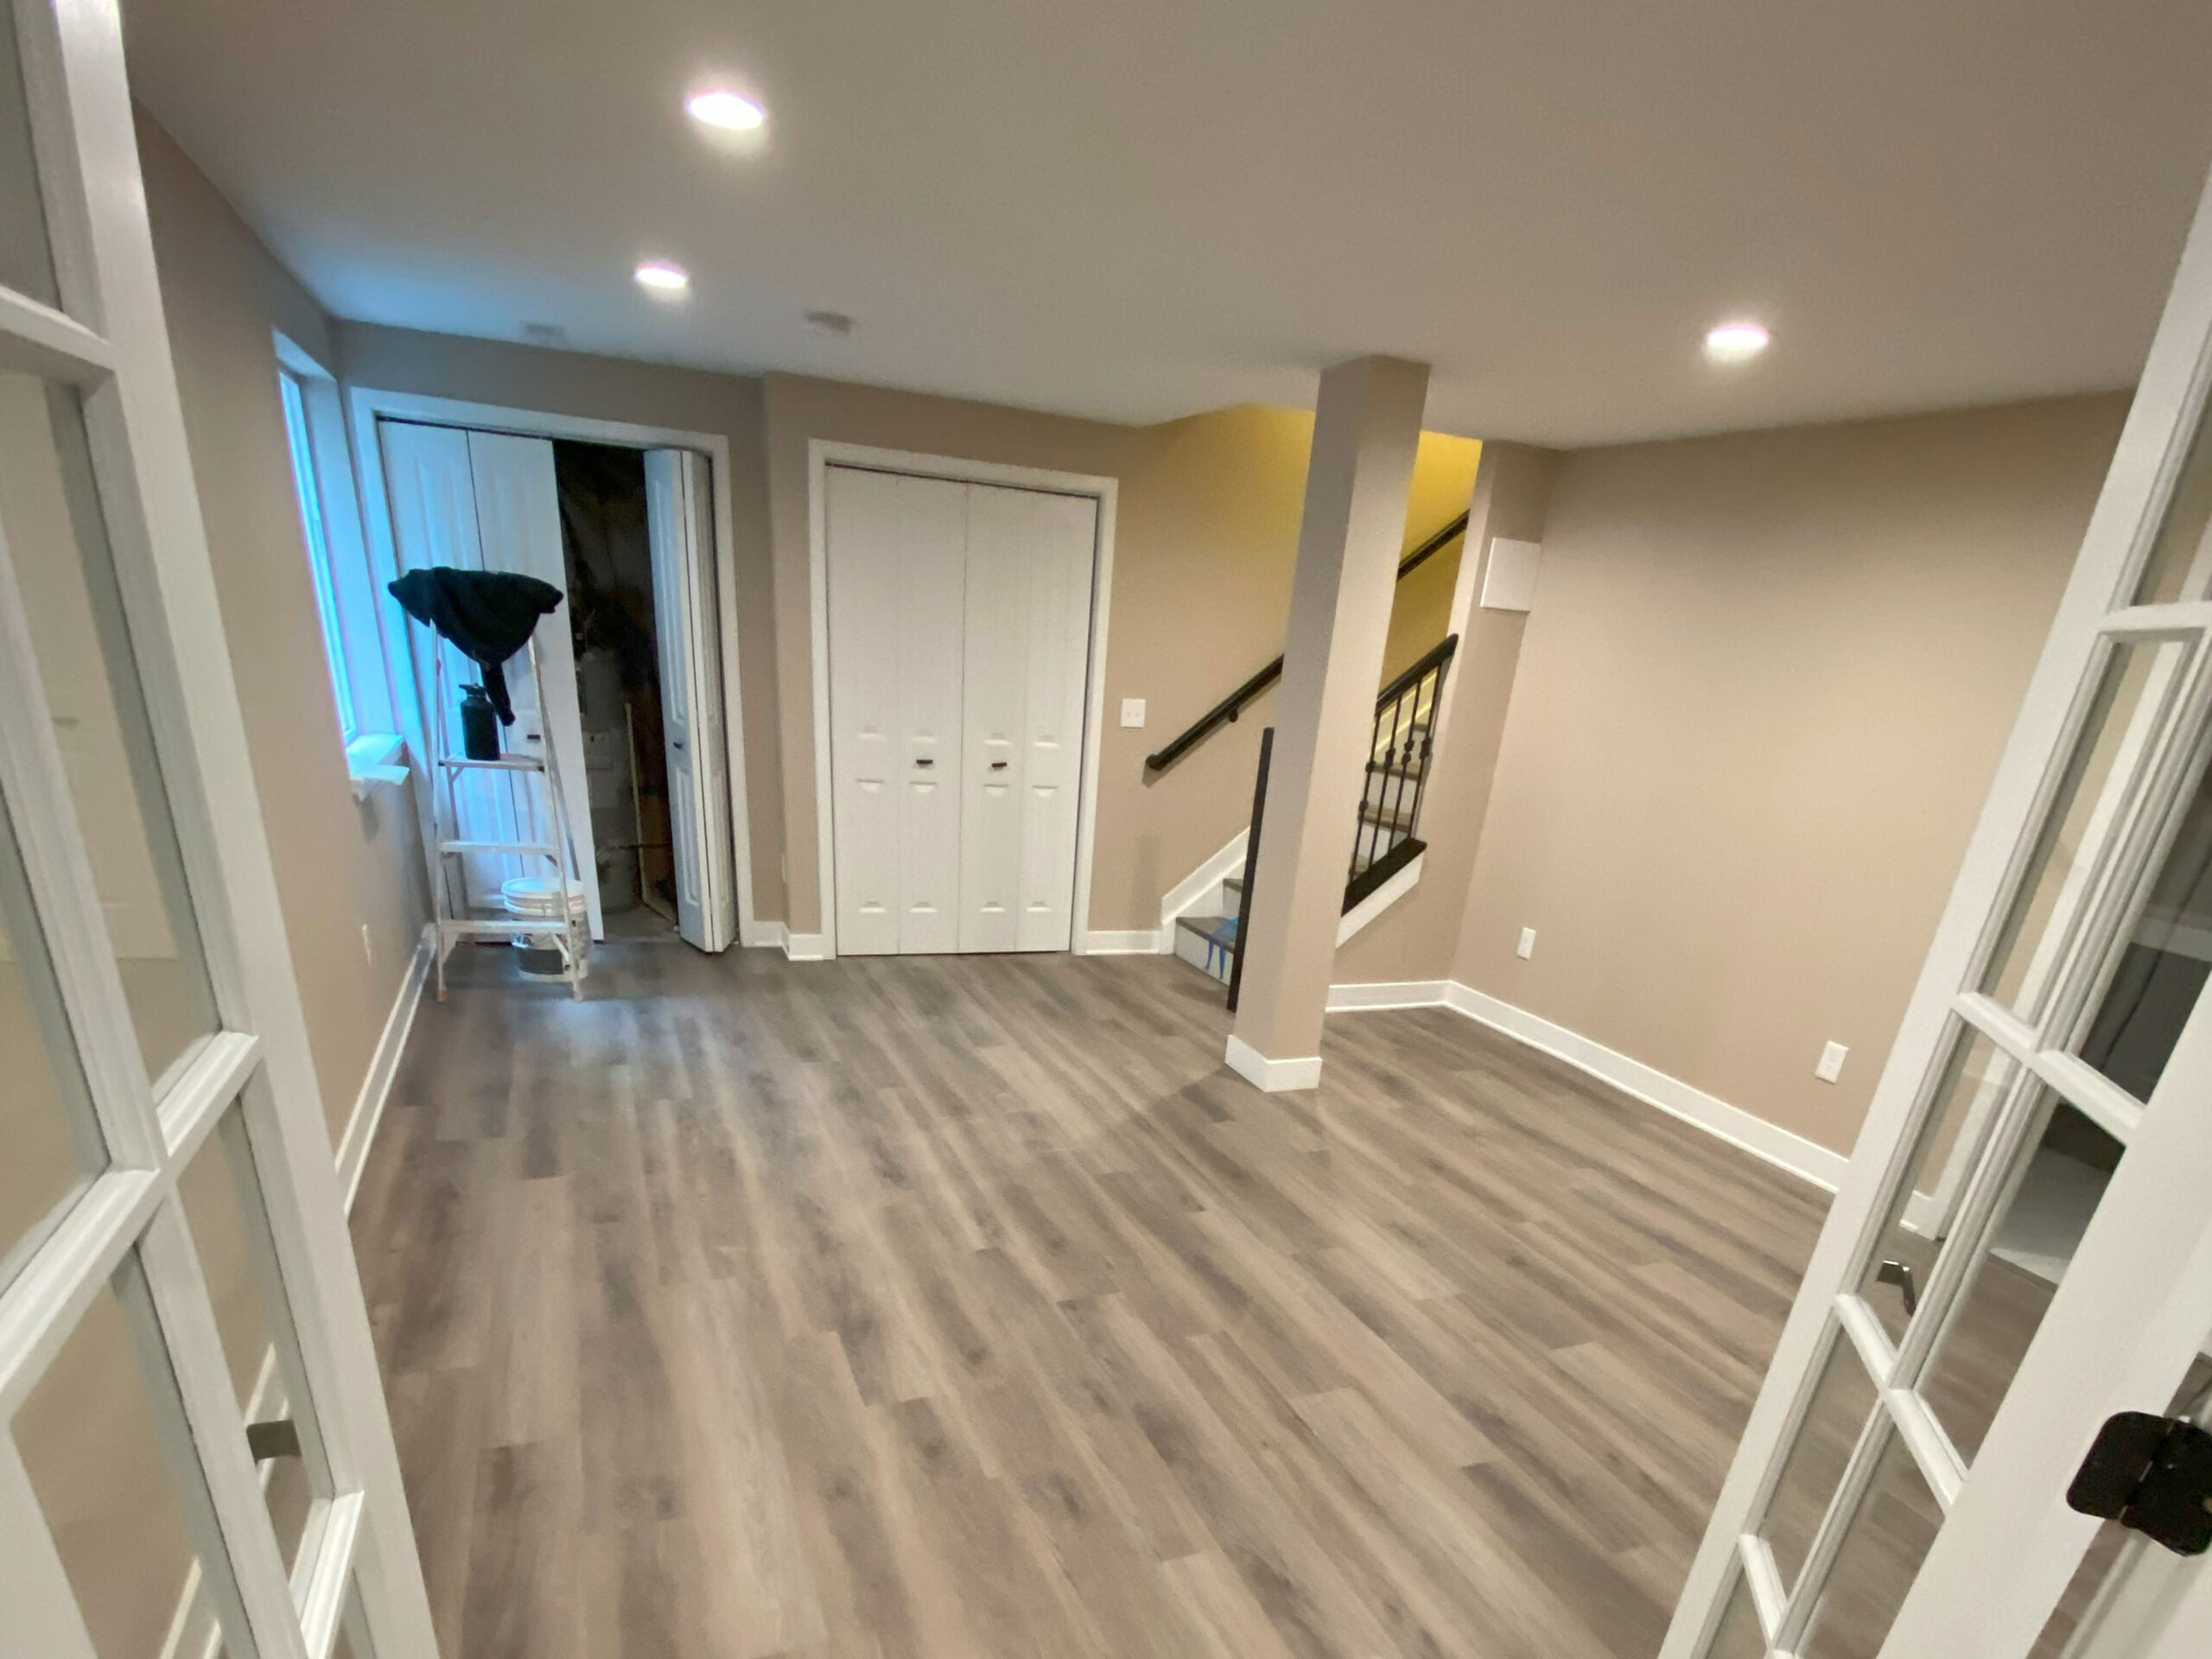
3,4,2211,1659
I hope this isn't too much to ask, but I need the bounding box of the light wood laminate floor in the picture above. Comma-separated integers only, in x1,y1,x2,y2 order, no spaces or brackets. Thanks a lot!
351,943,1827,1659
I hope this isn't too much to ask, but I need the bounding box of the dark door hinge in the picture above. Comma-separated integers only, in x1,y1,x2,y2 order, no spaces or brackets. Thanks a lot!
2067,1411,2212,1556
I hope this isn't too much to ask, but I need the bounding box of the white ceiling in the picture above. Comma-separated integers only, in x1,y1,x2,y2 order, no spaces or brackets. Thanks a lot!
123,0,2212,446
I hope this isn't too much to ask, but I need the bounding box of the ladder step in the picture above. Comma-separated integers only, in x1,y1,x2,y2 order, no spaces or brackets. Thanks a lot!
440,754,544,772
440,839,561,855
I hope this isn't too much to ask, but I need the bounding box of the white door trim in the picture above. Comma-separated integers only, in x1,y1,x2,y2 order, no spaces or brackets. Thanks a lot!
345,385,763,946
806,439,1120,959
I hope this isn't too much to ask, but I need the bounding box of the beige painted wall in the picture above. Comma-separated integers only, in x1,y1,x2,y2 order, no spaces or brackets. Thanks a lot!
140,114,429,1147
334,321,786,923
1449,395,2129,1154
762,372,1481,938
1381,434,1484,681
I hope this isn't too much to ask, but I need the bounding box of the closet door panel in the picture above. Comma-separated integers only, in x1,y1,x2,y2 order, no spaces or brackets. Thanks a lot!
825,467,901,955
825,467,966,954
889,474,968,952
467,430,603,938
379,420,514,911
958,485,1033,952
1014,491,1097,950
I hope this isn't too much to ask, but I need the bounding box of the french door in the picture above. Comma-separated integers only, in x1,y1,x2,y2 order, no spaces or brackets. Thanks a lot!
0,2,435,1657
1663,162,2212,1658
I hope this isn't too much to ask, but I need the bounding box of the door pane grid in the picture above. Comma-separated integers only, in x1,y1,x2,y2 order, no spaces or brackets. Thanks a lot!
1980,637,2195,1025
0,1,435,1653
1789,613,2212,1647
1771,1405,1895,1653
134,1198,315,1659
0,777,106,1296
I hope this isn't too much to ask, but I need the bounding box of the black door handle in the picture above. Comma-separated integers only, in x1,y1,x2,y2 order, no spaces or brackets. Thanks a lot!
914,757,934,767
990,760,1008,771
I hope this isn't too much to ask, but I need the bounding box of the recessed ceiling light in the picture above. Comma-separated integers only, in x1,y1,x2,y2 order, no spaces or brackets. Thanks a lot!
686,89,766,130
1704,320,1770,364
634,261,690,294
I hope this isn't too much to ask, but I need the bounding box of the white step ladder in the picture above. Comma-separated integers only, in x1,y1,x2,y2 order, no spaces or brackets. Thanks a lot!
419,633,587,1000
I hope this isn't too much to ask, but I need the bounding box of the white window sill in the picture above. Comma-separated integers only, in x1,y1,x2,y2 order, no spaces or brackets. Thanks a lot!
346,733,410,803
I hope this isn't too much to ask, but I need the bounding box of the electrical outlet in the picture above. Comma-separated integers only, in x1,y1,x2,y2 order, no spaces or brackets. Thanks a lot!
1516,926,1536,960
1815,1040,1848,1083
360,923,374,966
1120,697,1147,728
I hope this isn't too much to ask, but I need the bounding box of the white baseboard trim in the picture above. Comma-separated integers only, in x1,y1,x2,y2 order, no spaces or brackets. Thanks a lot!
1337,851,1424,945
336,925,433,1213
1323,973,1847,1194
771,927,830,961
1434,982,1847,1192
1083,929,1165,954
1224,1033,1323,1092
1160,830,1249,947
1325,979,1451,1012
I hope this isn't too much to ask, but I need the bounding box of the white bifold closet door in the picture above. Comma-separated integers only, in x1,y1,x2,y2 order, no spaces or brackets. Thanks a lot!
825,466,1097,956
644,448,737,951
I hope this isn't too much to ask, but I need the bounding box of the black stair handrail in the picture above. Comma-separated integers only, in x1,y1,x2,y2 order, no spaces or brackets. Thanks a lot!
1144,510,1470,773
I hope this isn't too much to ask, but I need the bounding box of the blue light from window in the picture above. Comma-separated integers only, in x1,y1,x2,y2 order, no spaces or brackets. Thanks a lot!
277,369,356,743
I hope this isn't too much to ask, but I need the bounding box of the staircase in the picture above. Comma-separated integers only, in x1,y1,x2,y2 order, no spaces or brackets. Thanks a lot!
1146,512,1468,999
1173,705,1436,983
1172,632,1456,993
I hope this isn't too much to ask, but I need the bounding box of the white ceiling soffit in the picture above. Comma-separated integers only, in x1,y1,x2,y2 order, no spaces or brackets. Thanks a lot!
122,0,2212,447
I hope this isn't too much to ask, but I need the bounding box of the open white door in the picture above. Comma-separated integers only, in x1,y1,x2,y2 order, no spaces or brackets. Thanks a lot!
378,423,602,941
1664,159,2212,1659
461,431,601,940
644,448,734,951
0,1,435,1655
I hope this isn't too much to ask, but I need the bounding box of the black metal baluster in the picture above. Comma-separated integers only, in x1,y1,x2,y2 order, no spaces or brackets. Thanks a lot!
1388,685,1413,848
1407,666,1436,836
1227,727,1273,1012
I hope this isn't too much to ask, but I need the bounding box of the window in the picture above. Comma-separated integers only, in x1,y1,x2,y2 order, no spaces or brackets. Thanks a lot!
278,365,355,741
270,336,403,793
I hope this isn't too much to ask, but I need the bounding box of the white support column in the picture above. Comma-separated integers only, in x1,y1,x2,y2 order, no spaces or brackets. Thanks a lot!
1227,355,1429,1090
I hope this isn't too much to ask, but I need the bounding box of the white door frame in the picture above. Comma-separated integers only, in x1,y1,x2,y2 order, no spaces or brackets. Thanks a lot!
806,439,1120,960
346,385,762,946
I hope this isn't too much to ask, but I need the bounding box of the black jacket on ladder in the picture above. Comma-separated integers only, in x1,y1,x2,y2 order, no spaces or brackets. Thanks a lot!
387,567,563,724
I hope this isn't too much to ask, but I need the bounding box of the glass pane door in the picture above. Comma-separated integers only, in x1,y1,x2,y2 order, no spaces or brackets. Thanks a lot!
0,2,435,1656
1663,154,2212,1659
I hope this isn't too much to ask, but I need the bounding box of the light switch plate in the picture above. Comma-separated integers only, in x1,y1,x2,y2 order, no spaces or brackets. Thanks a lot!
1120,697,1146,728
1516,926,1536,960
1815,1040,1848,1083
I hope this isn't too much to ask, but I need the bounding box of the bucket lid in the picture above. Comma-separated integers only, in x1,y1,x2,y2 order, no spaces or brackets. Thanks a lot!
501,875,587,915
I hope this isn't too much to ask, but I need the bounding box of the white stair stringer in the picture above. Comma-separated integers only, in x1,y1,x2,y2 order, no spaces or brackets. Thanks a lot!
1157,829,1249,950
